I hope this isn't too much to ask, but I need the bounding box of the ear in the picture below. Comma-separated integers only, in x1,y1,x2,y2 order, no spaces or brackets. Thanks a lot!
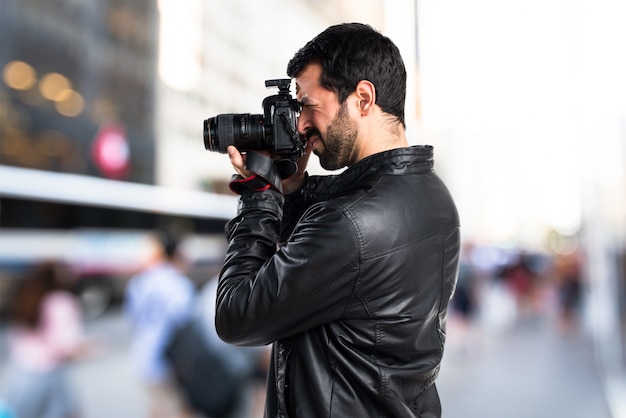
354,80,376,116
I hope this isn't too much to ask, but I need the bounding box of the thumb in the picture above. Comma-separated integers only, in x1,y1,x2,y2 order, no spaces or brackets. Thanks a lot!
227,146,250,177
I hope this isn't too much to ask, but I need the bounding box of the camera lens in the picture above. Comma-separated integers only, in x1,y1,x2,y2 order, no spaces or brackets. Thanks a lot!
203,114,265,154
203,118,217,151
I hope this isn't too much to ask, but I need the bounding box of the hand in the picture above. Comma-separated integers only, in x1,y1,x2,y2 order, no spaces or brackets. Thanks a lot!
227,146,253,178
228,145,310,195
282,147,312,195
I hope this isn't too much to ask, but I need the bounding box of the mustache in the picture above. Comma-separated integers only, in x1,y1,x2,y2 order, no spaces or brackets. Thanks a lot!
306,128,321,141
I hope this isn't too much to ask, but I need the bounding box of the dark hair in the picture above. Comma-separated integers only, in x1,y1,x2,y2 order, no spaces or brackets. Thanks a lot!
155,230,180,260
6,261,74,328
287,23,407,127
163,235,179,260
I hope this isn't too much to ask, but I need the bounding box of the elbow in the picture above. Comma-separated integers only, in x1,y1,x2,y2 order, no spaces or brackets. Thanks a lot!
215,311,254,346
215,312,273,347
214,311,238,344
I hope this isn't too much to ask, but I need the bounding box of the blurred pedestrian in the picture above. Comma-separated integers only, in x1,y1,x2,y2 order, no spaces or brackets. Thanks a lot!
554,249,584,334
449,243,480,352
195,277,271,418
124,232,195,418
501,252,537,316
216,23,460,417
451,243,479,322
1,260,96,418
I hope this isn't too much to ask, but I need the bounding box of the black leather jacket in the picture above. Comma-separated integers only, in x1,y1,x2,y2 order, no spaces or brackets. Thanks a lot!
216,146,461,418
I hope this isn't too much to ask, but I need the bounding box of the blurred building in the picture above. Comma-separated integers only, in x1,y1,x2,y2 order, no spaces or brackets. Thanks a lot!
0,0,162,233
0,0,415,193
0,0,158,183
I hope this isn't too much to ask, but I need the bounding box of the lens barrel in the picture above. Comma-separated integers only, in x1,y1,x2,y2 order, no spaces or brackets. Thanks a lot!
203,113,265,154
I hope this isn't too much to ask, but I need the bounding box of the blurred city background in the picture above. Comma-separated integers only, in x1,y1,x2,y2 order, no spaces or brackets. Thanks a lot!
0,0,625,417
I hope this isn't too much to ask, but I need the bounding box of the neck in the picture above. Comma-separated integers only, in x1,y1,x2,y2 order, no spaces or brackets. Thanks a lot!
354,119,408,163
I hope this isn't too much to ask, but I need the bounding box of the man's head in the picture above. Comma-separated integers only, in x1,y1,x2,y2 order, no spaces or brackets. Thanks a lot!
143,230,181,267
287,23,407,170
287,23,407,127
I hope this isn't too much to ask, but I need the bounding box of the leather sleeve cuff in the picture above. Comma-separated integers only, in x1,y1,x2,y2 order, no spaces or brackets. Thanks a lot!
229,174,272,195
228,152,283,195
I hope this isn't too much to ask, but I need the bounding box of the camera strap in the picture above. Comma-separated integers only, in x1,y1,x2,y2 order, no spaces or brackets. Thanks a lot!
228,151,297,195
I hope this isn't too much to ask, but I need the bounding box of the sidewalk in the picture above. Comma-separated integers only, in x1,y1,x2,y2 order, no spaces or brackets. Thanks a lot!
1,309,614,418
438,313,612,418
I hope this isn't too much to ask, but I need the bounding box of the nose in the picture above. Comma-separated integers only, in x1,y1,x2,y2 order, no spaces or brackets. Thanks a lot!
296,109,311,136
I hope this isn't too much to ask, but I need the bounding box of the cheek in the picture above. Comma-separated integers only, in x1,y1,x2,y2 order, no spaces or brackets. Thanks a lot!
299,111,320,131
315,111,337,130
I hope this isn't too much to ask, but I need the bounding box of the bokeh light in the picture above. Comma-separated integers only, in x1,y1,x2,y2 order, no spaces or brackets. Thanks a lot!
54,89,85,117
39,72,72,101
2,60,37,90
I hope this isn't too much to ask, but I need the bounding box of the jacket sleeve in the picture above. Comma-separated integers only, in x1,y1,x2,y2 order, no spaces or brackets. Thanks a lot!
215,186,361,347
279,174,312,242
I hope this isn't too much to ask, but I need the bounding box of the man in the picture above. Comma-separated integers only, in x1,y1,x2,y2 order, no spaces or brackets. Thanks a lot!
125,232,195,418
216,23,460,418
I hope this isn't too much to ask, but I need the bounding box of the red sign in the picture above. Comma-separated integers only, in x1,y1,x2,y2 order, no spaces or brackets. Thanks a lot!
91,124,130,179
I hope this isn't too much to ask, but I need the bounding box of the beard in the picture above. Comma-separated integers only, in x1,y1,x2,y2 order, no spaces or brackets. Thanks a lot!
314,102,359,170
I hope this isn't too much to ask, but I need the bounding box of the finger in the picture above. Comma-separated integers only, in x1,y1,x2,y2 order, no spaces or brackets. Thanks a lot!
296,147,312,175
227,146,246,175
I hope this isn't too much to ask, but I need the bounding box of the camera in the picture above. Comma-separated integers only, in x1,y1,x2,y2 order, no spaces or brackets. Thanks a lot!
203,79,305,160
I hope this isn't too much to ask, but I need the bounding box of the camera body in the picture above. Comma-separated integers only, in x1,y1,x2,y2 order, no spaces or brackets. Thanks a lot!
203,79,305,160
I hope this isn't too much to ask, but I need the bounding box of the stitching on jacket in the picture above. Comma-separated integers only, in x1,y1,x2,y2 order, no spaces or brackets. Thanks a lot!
283,204,362,317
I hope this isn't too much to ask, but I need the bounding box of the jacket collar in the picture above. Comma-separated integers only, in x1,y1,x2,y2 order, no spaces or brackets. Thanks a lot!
304,145,434,197
347,145,434,176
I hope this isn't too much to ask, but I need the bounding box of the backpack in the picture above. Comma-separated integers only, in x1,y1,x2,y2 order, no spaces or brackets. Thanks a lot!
164,319,243,417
